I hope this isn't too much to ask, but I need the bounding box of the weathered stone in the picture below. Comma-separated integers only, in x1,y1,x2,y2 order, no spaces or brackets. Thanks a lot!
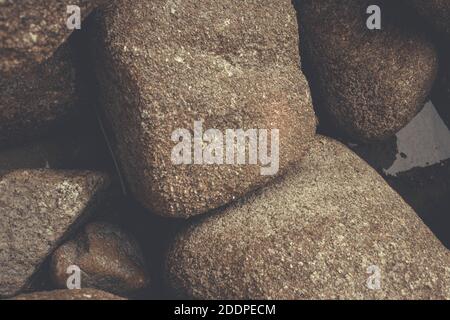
11,289,125,300
0,0,110,147
0,0,106,74
0,170,110,298
51,222,149,296
0,44,79,148
298,0,437,142
411,0,450,37
166,137,450,299
93,0,317,218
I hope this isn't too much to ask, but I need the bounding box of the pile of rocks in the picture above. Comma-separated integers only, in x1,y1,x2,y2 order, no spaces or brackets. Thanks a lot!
0,0,449,300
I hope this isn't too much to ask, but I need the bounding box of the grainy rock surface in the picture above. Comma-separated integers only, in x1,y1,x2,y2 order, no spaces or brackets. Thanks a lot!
0,44,79,148
11,289,125,300
0,0,105,74
298,0,437,142
166,137,450,299
51,222,149,296
411,0,450,37
0,170,110,298
93,0,317,218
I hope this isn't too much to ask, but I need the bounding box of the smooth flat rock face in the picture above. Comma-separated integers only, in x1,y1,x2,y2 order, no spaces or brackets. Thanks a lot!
0,0,104,75
11,289,125,300
166,137,450,299
51,222,149,296
298,0,437,142
411,0,450,37
94,0,317,218
0,170,110,298
0,44,78,148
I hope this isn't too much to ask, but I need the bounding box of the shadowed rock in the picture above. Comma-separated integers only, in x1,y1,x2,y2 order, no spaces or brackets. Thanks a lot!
51,222,149,296
0,113,114,172
411,0,450,37
297,0,437,142
166,137,450,299
0,1,110,148
0,170,110,298
0,44,79,148
93,0,317,218
409,1,450,128
0,0,106,74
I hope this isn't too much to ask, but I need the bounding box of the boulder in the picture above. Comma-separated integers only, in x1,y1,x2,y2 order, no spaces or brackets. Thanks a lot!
0,0,106,74
93,0,317,218
297,0,437,142
0,44,79,148
166,137,450,299
0,170,110,298
51,222,149,296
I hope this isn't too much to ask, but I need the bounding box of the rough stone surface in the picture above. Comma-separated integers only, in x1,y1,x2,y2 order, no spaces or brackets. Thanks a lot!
93,0,317,218
0,0,105,74
298,0,438,142
411,0,450,37
0,170,110,298
11,289,125,300
0,44,79,148
51,222,149,296
166,137,450,299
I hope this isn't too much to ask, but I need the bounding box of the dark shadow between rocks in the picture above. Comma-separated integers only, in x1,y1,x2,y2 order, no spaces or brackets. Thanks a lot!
350,102,450,249
292,0,336,138
386,160,450,249
95,196,187,300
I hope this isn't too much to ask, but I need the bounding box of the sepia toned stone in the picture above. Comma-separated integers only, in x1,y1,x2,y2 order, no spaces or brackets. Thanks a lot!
298,0,437,142
166,137,450,299
93,0,317,218
0,170,110,298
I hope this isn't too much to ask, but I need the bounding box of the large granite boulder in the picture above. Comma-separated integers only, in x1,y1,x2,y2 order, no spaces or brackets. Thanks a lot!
93,0,317,218
297,0,437,142
166,137,450,299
